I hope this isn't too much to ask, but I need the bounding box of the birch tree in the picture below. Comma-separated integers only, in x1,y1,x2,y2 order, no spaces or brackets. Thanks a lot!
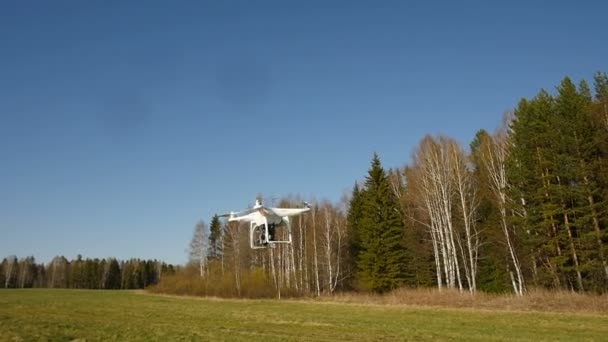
321,203,345,293
4,255,17,288
450,141,480,293
223,220,243,295
478,127,525,295
412,136,464,291
18,256,36,288
189,220,210,278
311,205,321,296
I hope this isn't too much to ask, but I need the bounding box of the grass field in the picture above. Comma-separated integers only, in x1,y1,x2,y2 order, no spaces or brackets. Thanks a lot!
1,289,607,341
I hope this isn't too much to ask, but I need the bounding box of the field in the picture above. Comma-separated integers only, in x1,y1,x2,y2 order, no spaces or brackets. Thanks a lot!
1,289,607,341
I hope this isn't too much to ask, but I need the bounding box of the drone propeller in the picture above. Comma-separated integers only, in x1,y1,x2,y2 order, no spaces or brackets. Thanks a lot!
217,206,258,220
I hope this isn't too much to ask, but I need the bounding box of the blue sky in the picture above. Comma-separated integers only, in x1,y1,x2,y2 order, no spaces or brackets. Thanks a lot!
1,1,606,265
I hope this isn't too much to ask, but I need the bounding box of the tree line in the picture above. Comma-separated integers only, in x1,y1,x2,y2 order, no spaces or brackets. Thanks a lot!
1,255,176,290
169,72,608,297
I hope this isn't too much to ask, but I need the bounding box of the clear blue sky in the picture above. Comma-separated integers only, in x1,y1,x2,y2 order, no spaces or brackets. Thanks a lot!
1,1,606,265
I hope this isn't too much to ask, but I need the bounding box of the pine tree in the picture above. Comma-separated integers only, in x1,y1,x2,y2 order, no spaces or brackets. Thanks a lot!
356,153,408,292
507,75,608,292
554,77,608,291
591,72,608,290
71,254,84,289
208,215,223,261
0,260,5,288
508,90,561,288
399,166,436,288
594,72,608,102
551,77,590,291
346,182,364,288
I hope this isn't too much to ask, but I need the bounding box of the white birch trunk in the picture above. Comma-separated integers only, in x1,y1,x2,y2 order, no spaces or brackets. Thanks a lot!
311,207,321,296
324,206,334,294
480,130,525,296
451,143,479,293
4,256,16,288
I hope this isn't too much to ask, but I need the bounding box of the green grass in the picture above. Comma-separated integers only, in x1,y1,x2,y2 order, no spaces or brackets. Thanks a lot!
1,289,607,341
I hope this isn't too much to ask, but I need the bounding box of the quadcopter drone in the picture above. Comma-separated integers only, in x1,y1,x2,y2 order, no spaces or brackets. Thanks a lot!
219,199,311,249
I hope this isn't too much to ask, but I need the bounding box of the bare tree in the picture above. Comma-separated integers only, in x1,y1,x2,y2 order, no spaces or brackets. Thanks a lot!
450,141,480,293
478,128,525,295
189,220,210,278
269,246,280,298
311,206,321,296
49,256,68,288
411,136,465,291
18,256,36,288
4,255,17,288
321,203,345,293
225,220,242,295
298,213,308,292
288,225,298,291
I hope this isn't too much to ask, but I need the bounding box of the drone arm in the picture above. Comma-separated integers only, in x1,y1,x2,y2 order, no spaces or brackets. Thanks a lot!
228,211,257,222
271,207,311,217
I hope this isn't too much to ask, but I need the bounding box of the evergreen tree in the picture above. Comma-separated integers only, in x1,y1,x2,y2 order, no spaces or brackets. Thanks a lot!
356,154,408,292
144,260,157,286
0,261,4,288
551,78,589,290
399,166,436,288
508,75,608,292
121,261,133,289
208,214,223,260
591,72,608,290
71,254,84,289
507,90,559,288
106,259,122,289
83,258,96,289
346,182,364,288
594,72,608,101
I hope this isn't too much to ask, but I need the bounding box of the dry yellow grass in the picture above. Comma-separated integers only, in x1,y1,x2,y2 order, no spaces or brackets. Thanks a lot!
318,288,608,315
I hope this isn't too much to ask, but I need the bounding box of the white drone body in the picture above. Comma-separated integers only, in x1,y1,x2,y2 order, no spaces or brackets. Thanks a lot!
220,199,311,249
